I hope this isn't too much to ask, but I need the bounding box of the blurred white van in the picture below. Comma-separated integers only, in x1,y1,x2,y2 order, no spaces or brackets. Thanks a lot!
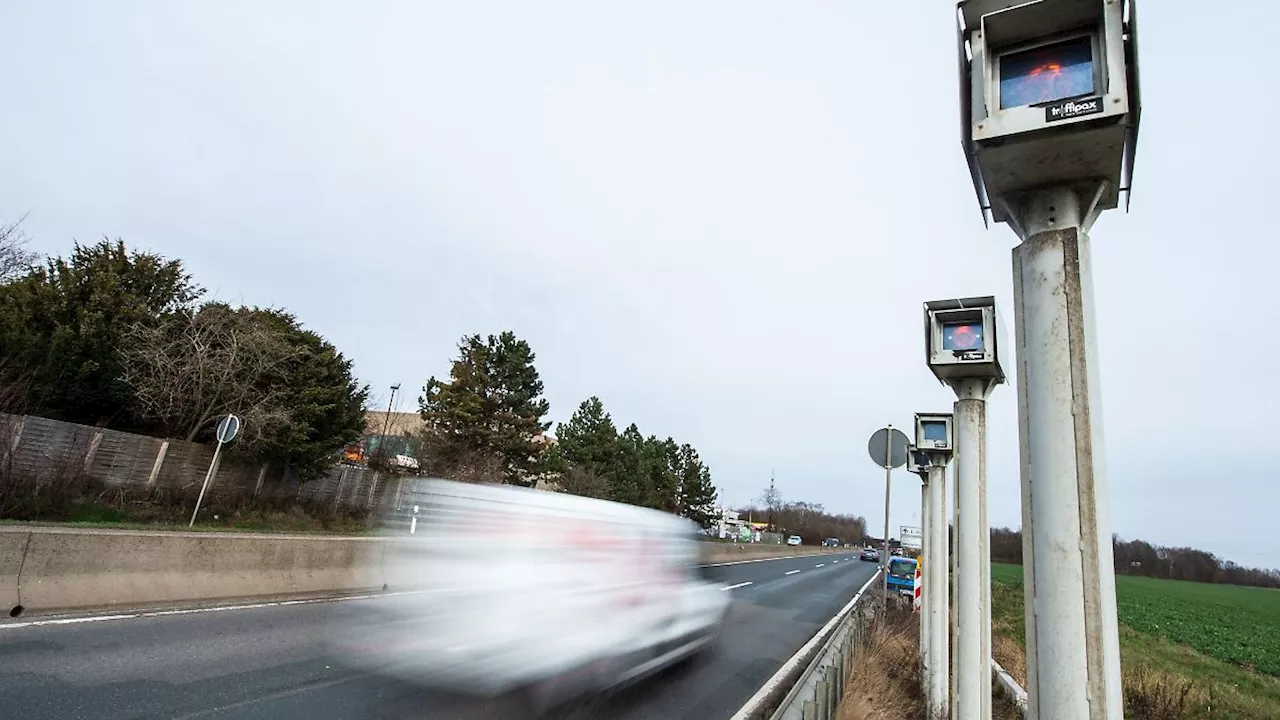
336,478,730,715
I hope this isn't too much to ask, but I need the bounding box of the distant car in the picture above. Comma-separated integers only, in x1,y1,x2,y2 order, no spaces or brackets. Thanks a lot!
822,538,840,547
859,548,879,562
786,535,802,546
891,547,904,557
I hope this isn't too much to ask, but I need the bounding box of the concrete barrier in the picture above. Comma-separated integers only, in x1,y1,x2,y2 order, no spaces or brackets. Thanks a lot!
3,527,386,615
0,526,852,617
701,543,846,565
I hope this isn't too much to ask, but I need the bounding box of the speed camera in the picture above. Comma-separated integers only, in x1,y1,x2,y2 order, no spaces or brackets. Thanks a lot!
924,296,1006,383
914,413,954,453
906,445,932,475
957,0,1142,225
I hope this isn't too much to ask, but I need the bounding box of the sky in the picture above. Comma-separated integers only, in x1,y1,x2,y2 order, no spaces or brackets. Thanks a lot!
2,1,1277,567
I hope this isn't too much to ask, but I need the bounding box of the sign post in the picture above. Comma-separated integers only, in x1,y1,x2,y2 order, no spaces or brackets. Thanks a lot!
189,414,241,528
867,425,908,605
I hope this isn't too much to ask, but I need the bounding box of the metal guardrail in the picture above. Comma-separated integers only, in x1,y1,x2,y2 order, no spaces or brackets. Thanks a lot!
764,570,882,720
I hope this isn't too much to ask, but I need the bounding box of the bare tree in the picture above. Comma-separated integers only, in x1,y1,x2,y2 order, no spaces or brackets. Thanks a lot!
118,303,303,443
759,474,783,531
0,214,37,283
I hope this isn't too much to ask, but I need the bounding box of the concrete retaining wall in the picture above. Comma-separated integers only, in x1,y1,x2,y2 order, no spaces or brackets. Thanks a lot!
0,527,846,617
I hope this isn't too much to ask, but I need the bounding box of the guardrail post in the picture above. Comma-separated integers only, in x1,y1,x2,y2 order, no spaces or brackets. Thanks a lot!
802,699,817,720
825,666,838,717
833,650,845,700
814,678,828,720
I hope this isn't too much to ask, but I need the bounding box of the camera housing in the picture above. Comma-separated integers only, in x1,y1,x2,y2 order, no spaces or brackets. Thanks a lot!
957,0,1142,225
906,445,933,475
924,296,1006,384
915,413,955,452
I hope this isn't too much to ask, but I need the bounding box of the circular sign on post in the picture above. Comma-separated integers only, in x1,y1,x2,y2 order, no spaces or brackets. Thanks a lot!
216,414,241,444
867,427,910,469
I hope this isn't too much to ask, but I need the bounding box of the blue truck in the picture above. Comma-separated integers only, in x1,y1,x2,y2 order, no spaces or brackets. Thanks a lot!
886,557,918,598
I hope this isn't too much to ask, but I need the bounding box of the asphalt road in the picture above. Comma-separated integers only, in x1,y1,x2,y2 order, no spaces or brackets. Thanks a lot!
0,552,879,720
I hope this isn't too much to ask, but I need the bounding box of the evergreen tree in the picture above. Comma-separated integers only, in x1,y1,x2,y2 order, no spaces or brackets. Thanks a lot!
555,397,619,475
419,331,551,485
610,423,650,506
676,443,718,527
0,238,201,426
646,436,681,514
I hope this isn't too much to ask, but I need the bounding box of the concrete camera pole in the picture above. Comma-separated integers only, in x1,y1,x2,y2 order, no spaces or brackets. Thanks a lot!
925,461,949,719
1003,185,1123,720
950,460,959,718
948,378,993,720
920,479,930,660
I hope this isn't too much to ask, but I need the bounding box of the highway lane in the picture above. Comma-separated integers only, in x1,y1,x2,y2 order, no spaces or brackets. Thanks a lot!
0,551,879,720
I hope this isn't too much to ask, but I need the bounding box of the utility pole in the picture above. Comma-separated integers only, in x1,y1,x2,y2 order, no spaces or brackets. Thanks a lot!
381,383,401,438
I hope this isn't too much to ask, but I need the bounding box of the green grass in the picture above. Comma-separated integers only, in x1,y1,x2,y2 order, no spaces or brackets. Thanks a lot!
990,562,1280,719
1115,575,1280,677
992,563,1280,677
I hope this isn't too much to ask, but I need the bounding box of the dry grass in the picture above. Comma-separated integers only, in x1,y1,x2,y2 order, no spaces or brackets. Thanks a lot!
837,606,926,720
1123,666,1201,720
992,635,1027,688
991,629,1210,719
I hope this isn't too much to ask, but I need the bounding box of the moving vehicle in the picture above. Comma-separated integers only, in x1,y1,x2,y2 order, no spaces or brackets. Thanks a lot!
859,547,880,562
822,537,840,547
786,535,802,546
887,557,918,597
335,478,731,715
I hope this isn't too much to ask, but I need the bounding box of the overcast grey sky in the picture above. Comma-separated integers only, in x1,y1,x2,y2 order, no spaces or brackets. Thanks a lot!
3,1,1276,566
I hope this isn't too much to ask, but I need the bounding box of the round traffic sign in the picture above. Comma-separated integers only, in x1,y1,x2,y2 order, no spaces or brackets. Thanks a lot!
216,414,241,444
867,427,910,469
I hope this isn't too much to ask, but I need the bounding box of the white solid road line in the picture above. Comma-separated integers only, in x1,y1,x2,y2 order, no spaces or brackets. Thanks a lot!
721,582,754,591
784,570,800,576
0,590,434,631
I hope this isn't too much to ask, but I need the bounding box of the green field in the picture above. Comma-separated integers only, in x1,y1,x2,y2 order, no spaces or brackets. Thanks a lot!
991,562,1280,719
992,563,1280,676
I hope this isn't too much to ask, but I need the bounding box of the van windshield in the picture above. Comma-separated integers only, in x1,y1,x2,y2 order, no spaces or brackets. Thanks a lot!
889,559,916,579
